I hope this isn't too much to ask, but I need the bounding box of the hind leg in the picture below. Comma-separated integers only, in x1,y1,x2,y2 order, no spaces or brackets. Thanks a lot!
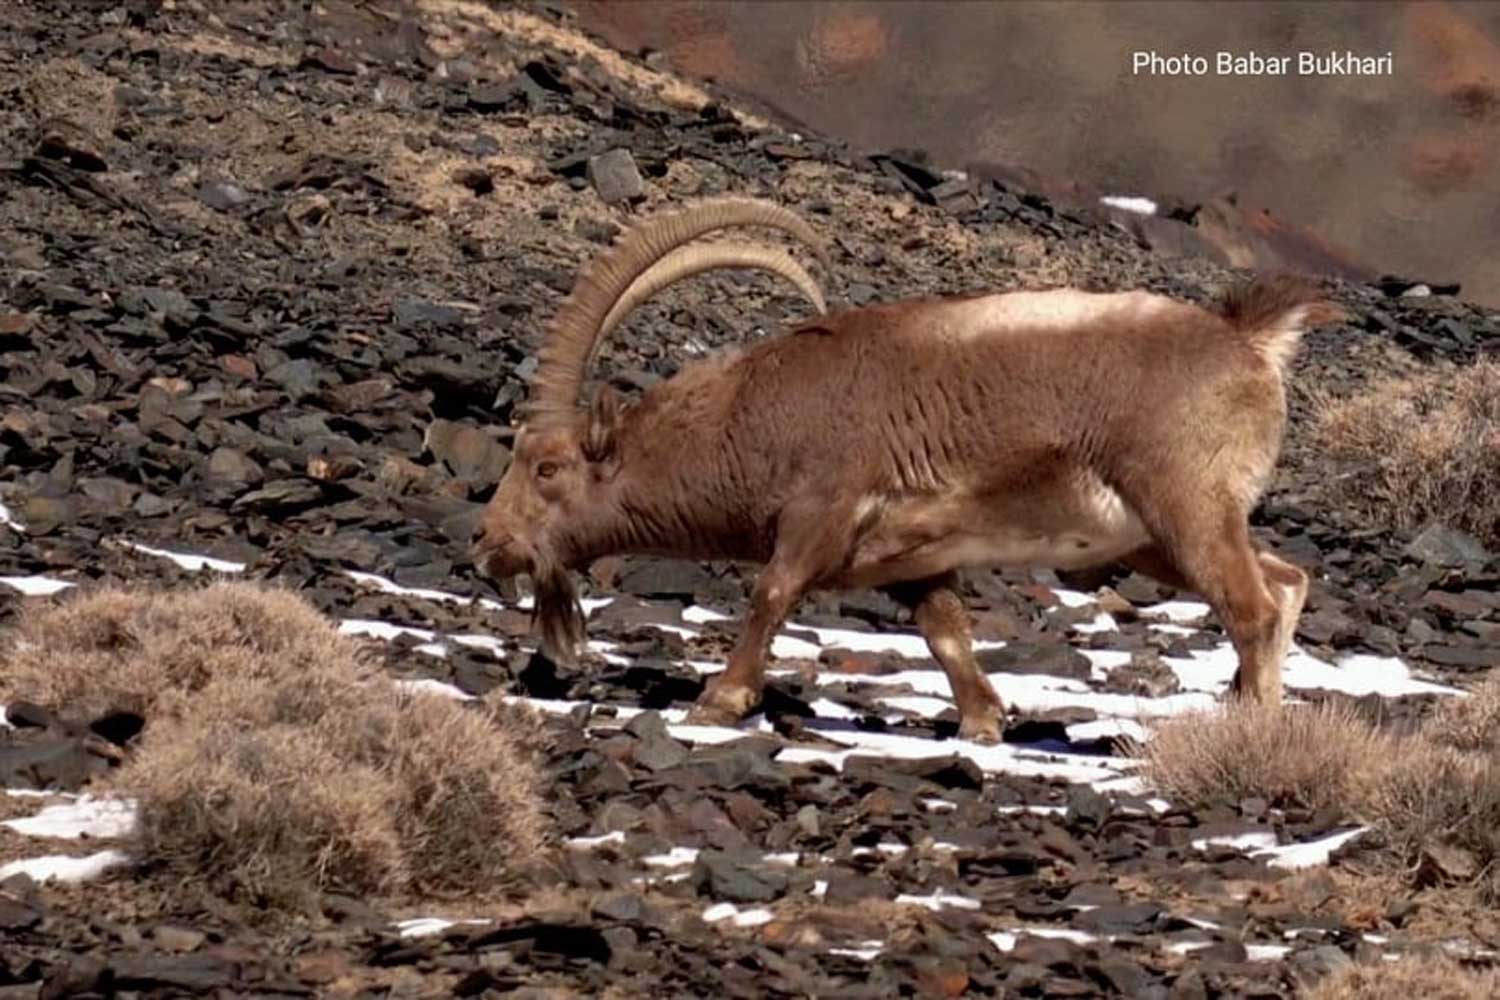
884,573,1005,744
1256,550,1308,686
1120,509,1287,704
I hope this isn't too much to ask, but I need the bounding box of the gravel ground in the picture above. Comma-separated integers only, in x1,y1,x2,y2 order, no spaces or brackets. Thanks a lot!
3,1,1499,996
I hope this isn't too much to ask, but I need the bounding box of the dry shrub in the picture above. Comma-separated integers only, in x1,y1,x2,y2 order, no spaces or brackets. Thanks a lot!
1136,700,1393,813
1313,360,1500,545
0,582,551,913
1357,738,1500,902
0,581,377,721
1302,952,1500,999
321,692,550,895
1428,675,1500,754
127,686,551,911
129,723,406,911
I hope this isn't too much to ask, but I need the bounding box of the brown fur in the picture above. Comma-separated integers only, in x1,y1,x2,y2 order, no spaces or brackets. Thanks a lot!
1218,271,1340,331
474,252,1343,739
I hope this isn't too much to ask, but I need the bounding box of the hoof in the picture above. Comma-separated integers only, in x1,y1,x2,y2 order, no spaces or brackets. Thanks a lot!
958,710,1004,745
685,680,760,727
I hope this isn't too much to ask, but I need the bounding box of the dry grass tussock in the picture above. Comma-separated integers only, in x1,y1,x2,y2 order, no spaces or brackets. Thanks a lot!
1135,699,1394,812
1359,738,1500,902
1313,360,1500,546
1363,675,1500,903
1,582,551,914
1428,673,1500,755
0,581,377,721
1301,952,1500,999
1142,677,1500,903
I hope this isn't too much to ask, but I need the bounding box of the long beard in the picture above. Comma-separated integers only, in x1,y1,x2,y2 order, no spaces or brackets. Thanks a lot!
531,554,584,667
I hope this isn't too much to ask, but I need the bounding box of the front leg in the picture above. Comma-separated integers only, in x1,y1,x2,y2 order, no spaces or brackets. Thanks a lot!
687,564,808,725
686,496,856,726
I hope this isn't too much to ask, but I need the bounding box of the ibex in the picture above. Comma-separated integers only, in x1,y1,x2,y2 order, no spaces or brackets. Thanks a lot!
471,197,1344,742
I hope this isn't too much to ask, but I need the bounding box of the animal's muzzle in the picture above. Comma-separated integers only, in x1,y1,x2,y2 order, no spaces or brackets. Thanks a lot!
469,526,527,580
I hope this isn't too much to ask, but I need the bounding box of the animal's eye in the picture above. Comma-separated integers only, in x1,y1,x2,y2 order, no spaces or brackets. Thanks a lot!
536,461,559,480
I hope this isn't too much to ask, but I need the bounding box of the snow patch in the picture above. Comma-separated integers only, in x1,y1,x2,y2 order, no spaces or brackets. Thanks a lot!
394,917,490,939
1048,588,1097,609
1166,940,1213,955
833,668,1214,721
566,831,626,849
1149,623,1198,637
644,847,700,867
829,941,884,960
0,575,75,596
1158,643,1459,699
1072,612,1118,635
1193,831,1280,853
852,843,909,858
1140,600,1211,623
346,570,501,609
339,618,436,643
777,724,1135,787
666,720,776,744
4,796,137,839
125,541,246,573
1260,827,1368,870
894,890,981,911
393,678,474,701
0,850,130,884
777,624,1006,661
1066,718,1148,743
0,498,23,533
683,605,731,625
990,927,1099,952
1100,195,1159,215
808,698,862,720
345,570,615,617
702,902,774,927
878,694,957,719
1194,826,1368,869
997,804,1068,817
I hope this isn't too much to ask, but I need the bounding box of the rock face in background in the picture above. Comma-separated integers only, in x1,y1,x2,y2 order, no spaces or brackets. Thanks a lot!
574,0,1500,307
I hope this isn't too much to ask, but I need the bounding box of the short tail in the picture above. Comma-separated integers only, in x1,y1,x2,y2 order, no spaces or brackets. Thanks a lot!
1215,273,1347,374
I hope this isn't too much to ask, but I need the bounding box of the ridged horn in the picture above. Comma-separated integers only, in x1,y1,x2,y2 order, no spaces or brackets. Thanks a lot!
526,197,829,422
591,241,827,363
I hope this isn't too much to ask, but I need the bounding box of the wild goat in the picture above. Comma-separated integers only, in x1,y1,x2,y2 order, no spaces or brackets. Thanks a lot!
471,197,1344,742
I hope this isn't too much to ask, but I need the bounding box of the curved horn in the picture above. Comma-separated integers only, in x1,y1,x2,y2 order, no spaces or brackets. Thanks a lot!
526,197,830,422
593,242,827,359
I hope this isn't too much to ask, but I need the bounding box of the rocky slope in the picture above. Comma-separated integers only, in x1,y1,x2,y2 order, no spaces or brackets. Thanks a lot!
3,1,1500,996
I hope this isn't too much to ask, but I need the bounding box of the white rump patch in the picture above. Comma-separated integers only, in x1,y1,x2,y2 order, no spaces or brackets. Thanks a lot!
946,288,1169,339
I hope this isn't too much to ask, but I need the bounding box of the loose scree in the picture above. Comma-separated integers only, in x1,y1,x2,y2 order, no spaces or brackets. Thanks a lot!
470,197,1345,743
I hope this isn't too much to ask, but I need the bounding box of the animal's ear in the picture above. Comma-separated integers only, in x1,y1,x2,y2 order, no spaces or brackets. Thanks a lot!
582,385,621,463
